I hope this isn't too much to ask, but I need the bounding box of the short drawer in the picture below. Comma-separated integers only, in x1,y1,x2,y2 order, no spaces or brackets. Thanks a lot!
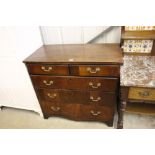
37,89,116,106
31,76,68,89
70,65,120,77
26,64,69,75
128,87,155,101
31,75,118,92
41,102,114,122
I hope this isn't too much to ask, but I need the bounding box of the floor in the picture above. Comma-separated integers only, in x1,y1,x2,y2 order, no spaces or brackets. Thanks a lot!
0,107,155,129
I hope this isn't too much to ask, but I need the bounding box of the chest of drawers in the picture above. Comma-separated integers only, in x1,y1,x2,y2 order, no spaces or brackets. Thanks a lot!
23,44,123,127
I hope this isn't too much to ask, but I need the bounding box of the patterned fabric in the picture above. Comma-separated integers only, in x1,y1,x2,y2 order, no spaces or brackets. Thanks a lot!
122,40,153,53
125,26,155,31
120,56,155,88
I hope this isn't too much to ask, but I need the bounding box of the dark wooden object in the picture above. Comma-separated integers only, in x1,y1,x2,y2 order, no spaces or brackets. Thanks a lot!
117,86,155,129
118,26,155,128
24,44,123,127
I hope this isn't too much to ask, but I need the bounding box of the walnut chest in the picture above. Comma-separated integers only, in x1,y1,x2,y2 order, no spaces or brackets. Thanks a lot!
23,44,123,127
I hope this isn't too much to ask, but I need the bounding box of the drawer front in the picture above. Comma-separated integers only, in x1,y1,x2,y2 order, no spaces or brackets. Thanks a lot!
79,104,115,121
128,87,155,101
37,89,116,106
31,75,118,92
42,102,80,119
31,76,68,89
41,102,114,122
27,64,69,75
70,65,120,77
68,77,118,91
40,101,62,116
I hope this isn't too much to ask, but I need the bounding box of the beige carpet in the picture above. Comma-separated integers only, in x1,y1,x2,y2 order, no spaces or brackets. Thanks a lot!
0,107,155,129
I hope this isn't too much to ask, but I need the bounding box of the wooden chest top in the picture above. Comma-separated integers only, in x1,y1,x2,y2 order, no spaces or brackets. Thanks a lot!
23,44,123,65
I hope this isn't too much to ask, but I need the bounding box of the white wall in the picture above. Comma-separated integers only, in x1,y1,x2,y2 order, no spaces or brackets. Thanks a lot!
40,26,121,44
0,27,43,114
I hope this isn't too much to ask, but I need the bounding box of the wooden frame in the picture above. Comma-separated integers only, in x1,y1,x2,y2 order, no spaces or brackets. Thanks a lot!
117,86,155,129
121,26,155,56
117,26,155,129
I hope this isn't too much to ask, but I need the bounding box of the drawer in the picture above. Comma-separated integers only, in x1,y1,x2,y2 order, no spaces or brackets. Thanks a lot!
42,102,80,119
128,87,155,101
26,64,69,75
68,77,118,91
79,104,115,122
40,102,62,116
31,75,118,92
70,65,120,77
41,101,114,122
31,76,68,89
37,89,116,106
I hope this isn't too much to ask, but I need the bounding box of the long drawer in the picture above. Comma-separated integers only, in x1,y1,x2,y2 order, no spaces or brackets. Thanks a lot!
70,65,120,77
31,75,118,92
37,89,116,106
41,101,115,122
128,87,155,101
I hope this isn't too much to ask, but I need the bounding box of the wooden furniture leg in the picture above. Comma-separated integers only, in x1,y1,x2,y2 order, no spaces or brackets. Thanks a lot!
0,106,4,110
117,101,127,129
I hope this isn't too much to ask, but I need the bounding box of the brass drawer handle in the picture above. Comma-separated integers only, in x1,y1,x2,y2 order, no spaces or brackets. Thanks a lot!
89,82,101,89
47,93,57,98
43,80,53,86
51,106,60,112
90,96,101,102
90,110,101,116
87,67,100,74
41,66,52,72
139,91,150,97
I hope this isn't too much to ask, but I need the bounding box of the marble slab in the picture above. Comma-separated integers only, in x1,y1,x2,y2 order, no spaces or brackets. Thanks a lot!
121,56,155,88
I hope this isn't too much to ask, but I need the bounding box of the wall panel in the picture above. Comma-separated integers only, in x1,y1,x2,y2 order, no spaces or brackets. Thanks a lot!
41,27,62,44
41,26,121,44
61,27,83,44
